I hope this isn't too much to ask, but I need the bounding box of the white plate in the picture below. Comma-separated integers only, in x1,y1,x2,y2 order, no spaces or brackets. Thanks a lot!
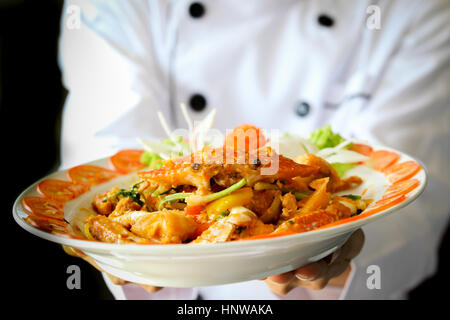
13,145,426,287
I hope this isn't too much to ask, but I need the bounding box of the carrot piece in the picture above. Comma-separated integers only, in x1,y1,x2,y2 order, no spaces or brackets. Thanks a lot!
109,149,146,174
362,194,406,215
24,215,68,233
384,161,421,184
382,179,420,200
350,143,373,156
185,205,205,216
68,165,120,186
366,150,399,171
37,179,89,202
22,196,65,221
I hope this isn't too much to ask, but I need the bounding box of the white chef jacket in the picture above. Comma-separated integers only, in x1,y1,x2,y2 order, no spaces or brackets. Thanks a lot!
58,0,450,299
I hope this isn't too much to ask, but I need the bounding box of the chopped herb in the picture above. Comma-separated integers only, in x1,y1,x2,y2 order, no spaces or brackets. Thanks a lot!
115,189,144,206
342,194,362,200
215,212,229,221
187,178,247,205
102,185,145,206
132,181,145,190
294,191,311,201
288,220,294,225
158,192,193,210
152,186,171,197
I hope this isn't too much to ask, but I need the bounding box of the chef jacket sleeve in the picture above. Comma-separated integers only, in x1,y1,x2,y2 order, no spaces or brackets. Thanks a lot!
58,0,170,168
337,1,450,299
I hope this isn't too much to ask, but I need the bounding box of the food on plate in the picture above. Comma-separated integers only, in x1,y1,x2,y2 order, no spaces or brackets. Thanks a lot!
19,109,422,243
82,124,372,244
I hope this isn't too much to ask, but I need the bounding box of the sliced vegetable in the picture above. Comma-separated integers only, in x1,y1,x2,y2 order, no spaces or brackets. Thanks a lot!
24,215,68,233
294,191,311,201
22,196,65,221
215,212,229,221
364,194,406,215
109,149,146,174
382,179,420,201
350,143,373,156
384,161,421,184
323,149,368,164
205,187,253,217
140,151,163,169
187,178,247,206
138,134,191,160
341,194,362,200
330,163,356,178
253,182,279,191
268,133,319,160
184,205,205,216
158,192,193,210
309,125,345,149
365,150,399,171
37,179,89,202
152,185,171,197
68,165,120,186
161,137,191,156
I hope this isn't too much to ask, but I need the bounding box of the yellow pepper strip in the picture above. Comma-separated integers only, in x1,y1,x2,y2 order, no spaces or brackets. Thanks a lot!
206,187,253,219
253,182,279,191
83,223,96,241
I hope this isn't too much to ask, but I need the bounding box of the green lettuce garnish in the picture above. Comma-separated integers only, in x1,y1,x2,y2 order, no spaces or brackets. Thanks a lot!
331,163,356,178
140,151,163,169
310,125,346,149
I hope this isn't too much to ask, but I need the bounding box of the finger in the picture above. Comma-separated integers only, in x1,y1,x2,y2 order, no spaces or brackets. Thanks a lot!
139,284,163,293
105,272,129,285
334,229,365,265
264,277,296,295
344,228,365,260
294,260,327,281
325,229,365,279
293,260,330,290
62,245,85,258
266,271,295,284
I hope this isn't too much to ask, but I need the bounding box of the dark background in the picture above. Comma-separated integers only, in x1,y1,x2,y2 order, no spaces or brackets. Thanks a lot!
1,0,447,301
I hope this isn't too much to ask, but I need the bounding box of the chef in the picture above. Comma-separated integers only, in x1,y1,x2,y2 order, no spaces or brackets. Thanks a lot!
58,0,450,299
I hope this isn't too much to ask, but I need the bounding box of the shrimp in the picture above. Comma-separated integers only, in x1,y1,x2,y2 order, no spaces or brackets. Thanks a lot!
138,146,319,194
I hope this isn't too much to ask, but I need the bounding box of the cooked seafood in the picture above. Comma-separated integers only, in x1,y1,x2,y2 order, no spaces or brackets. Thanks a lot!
84,125,369,244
